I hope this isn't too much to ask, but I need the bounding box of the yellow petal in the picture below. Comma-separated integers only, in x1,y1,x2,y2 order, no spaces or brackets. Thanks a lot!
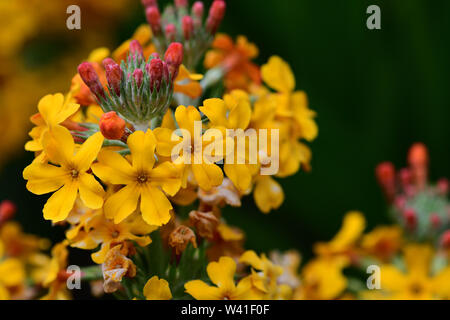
380,265,407,292
104,184,140,223
143,276,172,300
253,176,284,213
207,257,236,292
224,164,252,192
0,259,25,286
403,244,433,276
149,161,182,196
227,99,251,130
261,56,295,93
154,127,181,158
78,173,105,209
91,150,135,185
192,163,224,191
139,185,172,226
199,99,228,127
23,163,68,195
329,211,366,251
128,130,157,172
43,181,79,222
42,125,75,167
73,132,104,172
174,105,202,137
185,280,223,300
37,94,64,126
239,251,264,271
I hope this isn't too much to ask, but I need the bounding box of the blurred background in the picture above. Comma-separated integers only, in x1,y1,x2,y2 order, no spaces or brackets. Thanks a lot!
1,0,449,265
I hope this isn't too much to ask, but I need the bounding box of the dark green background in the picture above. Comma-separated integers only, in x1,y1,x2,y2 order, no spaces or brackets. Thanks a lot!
1,0,449,262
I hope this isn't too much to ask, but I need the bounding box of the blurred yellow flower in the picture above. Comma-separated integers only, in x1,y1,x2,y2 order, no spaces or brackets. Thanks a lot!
144,276,172,300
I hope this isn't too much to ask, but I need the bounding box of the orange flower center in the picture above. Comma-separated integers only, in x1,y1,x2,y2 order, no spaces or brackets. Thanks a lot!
137,172,148,184
70,169,79,179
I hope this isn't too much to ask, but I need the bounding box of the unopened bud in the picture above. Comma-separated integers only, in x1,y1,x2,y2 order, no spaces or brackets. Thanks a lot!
441,230,450,249
0,200,16,223
376,162,396,202
146,6,162,35
408,143,429,168
133,68,144,88
189,211,219,239
192,1,204,18
165,24,177,42
129,40,144,59
182,16,194,40
437,178,449,196
164,42,184,80
430,213,441,229
141,0,157,7
403,209,417,230
206,0,226,34
168,225,197,255
78,62,105,100
103,58,122,96
147,58,163,91
399,168,412,191
175,0,188,8
99,111,126,140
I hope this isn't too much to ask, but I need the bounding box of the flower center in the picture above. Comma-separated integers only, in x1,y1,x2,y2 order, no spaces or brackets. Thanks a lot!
70,169,79,179
137,172,148,184
410,283,423,295
111,231,120,238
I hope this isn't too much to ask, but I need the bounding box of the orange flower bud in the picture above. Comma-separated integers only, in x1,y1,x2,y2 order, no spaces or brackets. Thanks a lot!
164,42,184,80
189,210,219,239
408,143,429,168
168,225,197,255
441,230,450,249
99,111,126,140
78,62,105,100
0,200,16,223
206,0,226,34
375,162,396,202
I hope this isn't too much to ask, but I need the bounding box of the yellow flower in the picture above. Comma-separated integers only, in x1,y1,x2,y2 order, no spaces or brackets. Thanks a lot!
174,65,203,99
154,105,224,191
314,211,366,259
240,250,284,297
92,129,181,226
253,176,284,214
71,211,155,264
143,276,172,300
361,226,403,262
41,241,71,300
199,94,257,192
185,256,264,300
23,126,105,222
295,257,348,300
376,245,450,300
0,258,26,300
25,93,80,153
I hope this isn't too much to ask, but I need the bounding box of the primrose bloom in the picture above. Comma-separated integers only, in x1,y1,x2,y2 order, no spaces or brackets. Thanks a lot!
185,256,264,300
23,126,105,222
92,130,181,226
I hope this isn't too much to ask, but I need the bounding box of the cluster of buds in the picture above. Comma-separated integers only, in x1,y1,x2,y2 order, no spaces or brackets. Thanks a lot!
142,0,226,70
78,41,183,131
376,143,449,242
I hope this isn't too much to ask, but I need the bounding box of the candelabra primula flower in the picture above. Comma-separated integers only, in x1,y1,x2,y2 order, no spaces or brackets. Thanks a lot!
143,276,172,300
360,226,403,262
253,176,284,214
375,245,450,299
185,256,264,300
154,104,224,191
23,126,105,222
205,34,261,91
0,257,26,300
41,241,71,300
92,129,181,226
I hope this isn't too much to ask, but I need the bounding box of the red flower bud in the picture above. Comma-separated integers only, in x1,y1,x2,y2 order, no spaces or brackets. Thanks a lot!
403,209,417,230
206,0,226,34
77,62,105,100
437,178,449,196
441,230,450,249
165,24,177,42
408,143,429,168
175,0,188,8
192,1,204,18
133,68,144,88
430,213,441,229
141,0,157,7
182,16,194,40
99,112,126,140
103,58,122,96
129,40,144,59
376,162,396,201
162,61,170,83
164,42,184,81
147,58,163,91
0,200,16,223
398,168,412,191
146,6,162,35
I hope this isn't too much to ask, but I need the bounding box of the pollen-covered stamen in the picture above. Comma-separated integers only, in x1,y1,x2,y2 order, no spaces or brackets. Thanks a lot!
70,169,79,179
137,173,149,184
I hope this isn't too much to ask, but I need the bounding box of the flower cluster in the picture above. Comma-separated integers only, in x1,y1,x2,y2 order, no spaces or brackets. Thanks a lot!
20,0,318,300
